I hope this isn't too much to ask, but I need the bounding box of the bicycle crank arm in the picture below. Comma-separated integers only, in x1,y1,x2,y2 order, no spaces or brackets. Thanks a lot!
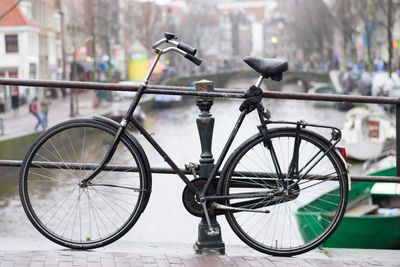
212,203,270,213
200,201,220,236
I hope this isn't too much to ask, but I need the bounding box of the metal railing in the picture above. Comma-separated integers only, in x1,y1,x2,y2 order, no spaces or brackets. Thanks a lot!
1,77,400,183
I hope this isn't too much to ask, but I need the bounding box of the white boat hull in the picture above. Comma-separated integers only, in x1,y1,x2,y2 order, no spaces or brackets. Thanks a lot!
341,107,395,161
343,141,384,161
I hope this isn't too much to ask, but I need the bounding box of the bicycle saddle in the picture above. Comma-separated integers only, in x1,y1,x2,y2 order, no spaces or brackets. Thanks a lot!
243,56,288,81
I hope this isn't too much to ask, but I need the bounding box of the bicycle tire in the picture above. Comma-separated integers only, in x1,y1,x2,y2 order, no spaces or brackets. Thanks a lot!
221,127,348,256
19,118,151,249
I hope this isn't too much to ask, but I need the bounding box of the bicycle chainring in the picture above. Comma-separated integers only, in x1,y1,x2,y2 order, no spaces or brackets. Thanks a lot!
182,178,217,217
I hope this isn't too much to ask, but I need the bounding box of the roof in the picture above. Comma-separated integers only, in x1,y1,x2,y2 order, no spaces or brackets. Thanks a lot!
0,0,36,27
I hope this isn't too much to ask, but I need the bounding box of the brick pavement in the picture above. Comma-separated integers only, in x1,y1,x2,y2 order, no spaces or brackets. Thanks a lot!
0,249,398,267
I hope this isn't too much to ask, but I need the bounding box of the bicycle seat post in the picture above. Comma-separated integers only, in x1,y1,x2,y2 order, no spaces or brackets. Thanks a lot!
255,75,264,88
193,80,225,255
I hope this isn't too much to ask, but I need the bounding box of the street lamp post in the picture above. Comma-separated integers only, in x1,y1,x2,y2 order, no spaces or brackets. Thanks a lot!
271,36,278,58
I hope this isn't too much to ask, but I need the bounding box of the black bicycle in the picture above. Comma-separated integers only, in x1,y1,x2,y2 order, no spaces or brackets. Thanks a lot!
19,33,349,256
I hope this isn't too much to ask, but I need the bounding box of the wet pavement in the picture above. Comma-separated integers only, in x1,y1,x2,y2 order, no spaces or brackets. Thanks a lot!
0,239,399,266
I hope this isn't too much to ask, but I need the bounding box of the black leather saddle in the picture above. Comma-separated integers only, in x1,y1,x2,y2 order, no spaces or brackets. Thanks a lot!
243,56,288,81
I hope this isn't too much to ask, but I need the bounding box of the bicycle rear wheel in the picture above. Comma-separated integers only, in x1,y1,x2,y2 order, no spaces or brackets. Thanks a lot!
19,119,150,249
222,128,348,256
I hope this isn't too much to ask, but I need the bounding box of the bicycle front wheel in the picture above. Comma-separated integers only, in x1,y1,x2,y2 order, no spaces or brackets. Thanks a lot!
222,128,348,256
19,119,150,249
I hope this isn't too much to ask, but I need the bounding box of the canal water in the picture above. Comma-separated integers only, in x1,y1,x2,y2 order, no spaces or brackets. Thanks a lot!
0,83,354,246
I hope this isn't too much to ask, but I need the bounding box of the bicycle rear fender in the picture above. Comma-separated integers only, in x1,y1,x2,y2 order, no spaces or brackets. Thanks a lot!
216,127,347,195
93,115,152,213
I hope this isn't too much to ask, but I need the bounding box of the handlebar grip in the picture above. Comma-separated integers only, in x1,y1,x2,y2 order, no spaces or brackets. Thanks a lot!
177,42,197,56
184,53,202,66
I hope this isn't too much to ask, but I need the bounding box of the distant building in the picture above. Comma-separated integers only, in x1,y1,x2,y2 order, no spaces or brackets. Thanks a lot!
0,0,39,110
218,1,274,60
27,0,62,80
217,8,252,67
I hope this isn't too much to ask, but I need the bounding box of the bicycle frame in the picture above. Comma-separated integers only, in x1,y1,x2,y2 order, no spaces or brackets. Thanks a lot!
81,48,270,201
81,42,343,204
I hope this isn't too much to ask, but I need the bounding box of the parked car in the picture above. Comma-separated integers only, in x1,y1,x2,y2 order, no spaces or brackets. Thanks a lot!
308,83,337,107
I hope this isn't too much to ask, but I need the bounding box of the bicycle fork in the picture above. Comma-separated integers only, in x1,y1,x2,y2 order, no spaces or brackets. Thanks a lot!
80,54,163,186
80,83,148,186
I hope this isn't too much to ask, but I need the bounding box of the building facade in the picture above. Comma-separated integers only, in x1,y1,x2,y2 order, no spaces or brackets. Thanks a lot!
28,0,62,80
0,0,39,110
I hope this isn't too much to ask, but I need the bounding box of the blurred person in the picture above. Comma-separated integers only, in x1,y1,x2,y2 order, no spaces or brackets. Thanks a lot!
40,92,51,130
29,97,45,131
11,87,19,115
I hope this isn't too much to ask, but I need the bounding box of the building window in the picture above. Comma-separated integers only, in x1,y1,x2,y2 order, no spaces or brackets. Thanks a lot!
29,63,37,79
5,34,18,53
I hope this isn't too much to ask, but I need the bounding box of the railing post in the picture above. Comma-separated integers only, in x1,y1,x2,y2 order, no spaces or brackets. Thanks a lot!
397,103,400,177
193,80,225,255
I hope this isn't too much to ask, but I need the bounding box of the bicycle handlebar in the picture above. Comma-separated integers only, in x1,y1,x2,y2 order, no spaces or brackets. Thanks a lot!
184,53,202,66
152,32,202,66
177,42,197,56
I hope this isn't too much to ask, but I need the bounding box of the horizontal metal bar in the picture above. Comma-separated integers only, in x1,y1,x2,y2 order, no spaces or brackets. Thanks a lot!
349,175,400,183
0,160,192,175
1,78,400,104
2,159,400,183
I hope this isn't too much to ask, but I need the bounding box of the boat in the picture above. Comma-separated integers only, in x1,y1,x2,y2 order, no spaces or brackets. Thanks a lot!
341,107,395,161
308,83,337,107
363,149,396,174
308,83,337,95
307,82,354,110
296,166,400,249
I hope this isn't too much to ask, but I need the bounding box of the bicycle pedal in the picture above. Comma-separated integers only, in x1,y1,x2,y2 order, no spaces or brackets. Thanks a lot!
207,228,220,236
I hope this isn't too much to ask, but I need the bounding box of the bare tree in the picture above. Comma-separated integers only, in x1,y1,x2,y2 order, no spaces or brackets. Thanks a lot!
354,0,377,72
333,0,358,68
377,0,398,77
286,0,334,63
130,1,165,56
180,4,217,58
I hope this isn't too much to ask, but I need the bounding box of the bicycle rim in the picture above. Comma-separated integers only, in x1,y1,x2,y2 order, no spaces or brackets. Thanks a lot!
19,120,147,249
223,128,347,256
